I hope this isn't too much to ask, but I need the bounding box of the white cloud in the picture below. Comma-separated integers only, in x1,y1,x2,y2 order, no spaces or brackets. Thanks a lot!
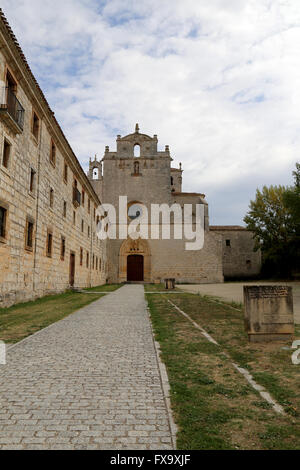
1,0,299,224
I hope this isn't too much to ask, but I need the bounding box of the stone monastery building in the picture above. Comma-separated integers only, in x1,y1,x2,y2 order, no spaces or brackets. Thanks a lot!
88,126,261,285
0,10,261,307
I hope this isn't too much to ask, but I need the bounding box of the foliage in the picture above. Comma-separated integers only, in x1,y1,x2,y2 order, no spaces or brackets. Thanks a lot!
244,163,300,277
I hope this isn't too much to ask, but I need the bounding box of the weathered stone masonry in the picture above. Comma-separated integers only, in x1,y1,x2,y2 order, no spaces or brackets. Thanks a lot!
0,10,107,307
88,126,260,284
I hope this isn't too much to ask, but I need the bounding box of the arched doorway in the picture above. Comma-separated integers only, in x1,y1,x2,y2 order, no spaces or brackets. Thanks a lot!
119,238,151,283
127,255,144,281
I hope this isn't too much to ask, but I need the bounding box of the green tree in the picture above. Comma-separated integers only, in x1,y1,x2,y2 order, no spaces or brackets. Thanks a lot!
283,163,300,227
283,163,300,272
244,163,300,278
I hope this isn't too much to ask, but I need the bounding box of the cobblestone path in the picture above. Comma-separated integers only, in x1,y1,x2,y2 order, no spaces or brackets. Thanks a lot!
0,285,174,450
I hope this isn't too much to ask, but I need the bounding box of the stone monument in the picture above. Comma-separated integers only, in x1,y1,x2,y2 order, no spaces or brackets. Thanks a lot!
244,286,294,342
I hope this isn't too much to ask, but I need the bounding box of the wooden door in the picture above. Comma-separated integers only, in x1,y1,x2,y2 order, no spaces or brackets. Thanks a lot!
69,253,75,287
127,255,144,282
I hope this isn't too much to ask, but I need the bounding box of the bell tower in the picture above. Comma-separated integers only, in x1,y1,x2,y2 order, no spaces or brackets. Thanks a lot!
88,155,103,199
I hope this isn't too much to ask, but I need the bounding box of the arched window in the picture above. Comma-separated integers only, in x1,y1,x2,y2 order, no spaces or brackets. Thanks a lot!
134,144,141,157
128,202,143,221
93,167,99,180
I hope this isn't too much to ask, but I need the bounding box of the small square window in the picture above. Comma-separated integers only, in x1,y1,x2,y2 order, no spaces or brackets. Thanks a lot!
2,139,11,169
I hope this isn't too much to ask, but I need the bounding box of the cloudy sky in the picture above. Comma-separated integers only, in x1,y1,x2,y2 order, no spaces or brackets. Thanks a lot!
2,0,299,224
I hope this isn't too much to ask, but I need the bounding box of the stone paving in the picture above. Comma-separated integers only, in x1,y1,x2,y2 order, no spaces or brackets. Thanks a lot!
0,285,174,450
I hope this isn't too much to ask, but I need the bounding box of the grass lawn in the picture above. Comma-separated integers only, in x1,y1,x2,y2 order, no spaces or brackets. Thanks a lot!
145,288,300,450
0,290,106,344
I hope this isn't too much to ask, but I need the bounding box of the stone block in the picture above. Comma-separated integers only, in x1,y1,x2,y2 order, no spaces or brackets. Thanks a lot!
244,285,294,342
164,279,175,290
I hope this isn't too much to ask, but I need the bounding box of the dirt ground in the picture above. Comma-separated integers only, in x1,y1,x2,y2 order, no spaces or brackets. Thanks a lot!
178,281,300,325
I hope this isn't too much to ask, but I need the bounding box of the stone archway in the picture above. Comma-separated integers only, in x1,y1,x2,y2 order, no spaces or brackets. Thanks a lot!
119,238,151,283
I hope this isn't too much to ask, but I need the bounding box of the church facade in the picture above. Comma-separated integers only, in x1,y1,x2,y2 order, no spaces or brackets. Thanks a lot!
88,125,261,284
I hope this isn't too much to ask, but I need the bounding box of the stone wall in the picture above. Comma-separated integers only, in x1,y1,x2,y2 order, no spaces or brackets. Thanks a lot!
106,231,223,284
170,167,183,193
210,226,261,279
0,19,107,307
